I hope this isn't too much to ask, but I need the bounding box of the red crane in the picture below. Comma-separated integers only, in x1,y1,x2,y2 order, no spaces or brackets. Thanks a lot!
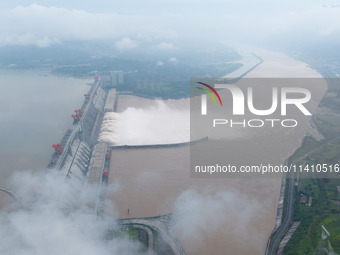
56,143,62,154
52,143,62,154
52,144,58,154
72,110,80,121
106,152,110,160
74,109,82,118
72,113,79,121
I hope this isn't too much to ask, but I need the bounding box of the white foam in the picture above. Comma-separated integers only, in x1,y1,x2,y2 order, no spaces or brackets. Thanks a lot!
98,100,190,145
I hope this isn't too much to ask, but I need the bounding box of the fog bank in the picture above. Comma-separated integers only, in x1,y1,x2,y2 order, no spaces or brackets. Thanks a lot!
0,171,148,255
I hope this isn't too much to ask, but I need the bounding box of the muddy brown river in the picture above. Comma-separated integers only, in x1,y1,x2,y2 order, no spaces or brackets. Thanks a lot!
104,49,326,255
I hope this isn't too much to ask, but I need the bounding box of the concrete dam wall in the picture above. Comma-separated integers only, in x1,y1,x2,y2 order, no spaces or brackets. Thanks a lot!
46,80,110,198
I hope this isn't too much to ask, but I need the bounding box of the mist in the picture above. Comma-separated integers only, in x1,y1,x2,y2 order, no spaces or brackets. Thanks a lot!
0,2,340,52
172,188,270,254
0,170,148,255
98,100,190,145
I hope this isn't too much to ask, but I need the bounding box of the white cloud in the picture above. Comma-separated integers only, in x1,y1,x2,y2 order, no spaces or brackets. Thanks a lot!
114,37,137,51
0,170,144,255
0,3,339,47
0,5,150,47
168,57,178,63
0,33,60,47
157,42,175,50
155,60,164,66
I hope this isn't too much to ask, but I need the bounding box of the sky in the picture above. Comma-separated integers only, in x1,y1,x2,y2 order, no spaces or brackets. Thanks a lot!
0,0,340,49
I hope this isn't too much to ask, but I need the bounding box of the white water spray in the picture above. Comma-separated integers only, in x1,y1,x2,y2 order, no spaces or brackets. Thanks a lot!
98,100,190,145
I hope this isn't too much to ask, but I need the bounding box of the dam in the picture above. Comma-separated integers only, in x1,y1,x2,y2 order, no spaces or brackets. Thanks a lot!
44,74,186,254
41,52,275,255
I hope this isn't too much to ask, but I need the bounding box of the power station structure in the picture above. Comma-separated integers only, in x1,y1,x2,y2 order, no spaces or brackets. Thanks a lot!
101,70,124,87
46,73,117,213
45,72,186,255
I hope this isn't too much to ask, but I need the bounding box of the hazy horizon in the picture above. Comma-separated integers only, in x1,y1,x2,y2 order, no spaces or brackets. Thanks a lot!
0,1,339,53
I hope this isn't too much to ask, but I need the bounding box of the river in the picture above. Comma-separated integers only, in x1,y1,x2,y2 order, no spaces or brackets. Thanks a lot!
0,69,90,187
0,49,326,254
104,48,326,255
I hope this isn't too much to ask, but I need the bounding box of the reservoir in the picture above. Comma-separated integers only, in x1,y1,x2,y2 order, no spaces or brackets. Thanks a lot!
0,69,89,185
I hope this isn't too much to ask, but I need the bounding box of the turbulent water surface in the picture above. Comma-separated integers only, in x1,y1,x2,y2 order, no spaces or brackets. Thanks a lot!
103,49,326,255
